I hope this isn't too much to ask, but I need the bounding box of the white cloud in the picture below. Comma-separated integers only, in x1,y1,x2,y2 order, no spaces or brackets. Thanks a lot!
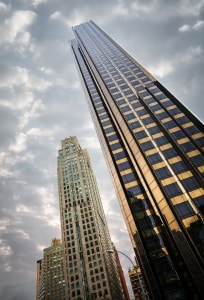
0,66,51,93
0,10,36,45
14,229,30,240
0,2,11,13
26,127,53,138
179,20,204,32
20,99,46,129
16,204,34,214
32,0,47,7
179,24,191,32
49,11,62,20
193,20,204,30
0,239,13,255
9,132,27,152
148,61,173,78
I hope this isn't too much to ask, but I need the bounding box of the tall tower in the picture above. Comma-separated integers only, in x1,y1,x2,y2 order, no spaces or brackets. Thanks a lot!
36,238,66,300
57,136,124,300
70,21,204,300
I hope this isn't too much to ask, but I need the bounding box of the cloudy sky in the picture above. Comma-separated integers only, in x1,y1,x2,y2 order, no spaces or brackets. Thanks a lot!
0,0,204,299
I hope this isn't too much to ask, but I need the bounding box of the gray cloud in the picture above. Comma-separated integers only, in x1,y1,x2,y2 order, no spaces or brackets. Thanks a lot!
0,0,203,299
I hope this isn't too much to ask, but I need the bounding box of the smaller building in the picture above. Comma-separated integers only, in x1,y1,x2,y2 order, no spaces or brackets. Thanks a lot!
36,238,66,300
128,265,149,300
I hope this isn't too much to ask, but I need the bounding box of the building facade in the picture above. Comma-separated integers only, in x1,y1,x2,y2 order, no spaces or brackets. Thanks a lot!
36,238,66,300
57,136,124,300
70,21,204,300
128,265,148,300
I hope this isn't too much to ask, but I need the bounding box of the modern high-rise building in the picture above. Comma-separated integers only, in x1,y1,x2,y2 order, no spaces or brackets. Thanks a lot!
57,136,124,300
36,238,66,300
70,20,204,300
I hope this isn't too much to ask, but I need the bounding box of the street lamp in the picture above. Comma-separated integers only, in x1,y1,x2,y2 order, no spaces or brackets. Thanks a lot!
107,249,135,268
107,249,149,300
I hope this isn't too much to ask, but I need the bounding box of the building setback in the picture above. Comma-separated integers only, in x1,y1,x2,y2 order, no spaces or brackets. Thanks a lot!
36,238,66,300
57,136,124,300
70,20,204,300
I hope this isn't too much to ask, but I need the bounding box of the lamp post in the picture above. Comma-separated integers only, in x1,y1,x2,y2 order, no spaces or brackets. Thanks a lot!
107,249,149,300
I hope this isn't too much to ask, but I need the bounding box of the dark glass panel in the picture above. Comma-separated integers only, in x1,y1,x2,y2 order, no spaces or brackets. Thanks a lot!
154,136,169,146
155,167,172,180
163,182,182,197
104,126,114,134
126,185,142,197
128,121,141,130
147,153,162,164
136,109,148,116
124,113,135,120
142,117,154,125
181,176,201,191
162,148,178,159
122,173,136,183
140,141,154,151
110,142,122,151
134,130,148,139
174,202,194,218
148,126,161,135
184,126,200,135
179,141,196,152
120,106,130,113
170,161,188,174
113,151,126,160
117,161,131,171
190,154,204,167
107,134,118,142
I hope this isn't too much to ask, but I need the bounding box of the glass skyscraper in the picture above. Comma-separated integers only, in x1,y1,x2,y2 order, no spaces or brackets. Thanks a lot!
70,21,204,300
57,136,124,300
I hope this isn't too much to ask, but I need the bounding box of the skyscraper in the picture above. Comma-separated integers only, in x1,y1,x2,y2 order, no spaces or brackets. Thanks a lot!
70,21,204,300
57,136,124,300
36,238,66,300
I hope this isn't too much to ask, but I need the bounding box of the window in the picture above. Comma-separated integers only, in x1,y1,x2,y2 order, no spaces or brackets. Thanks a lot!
171,130,186,140
162,148,178,159
180,141,196,152
184,126,199,135
140,141,154,151
190,154,204,167
136,108,147,116
155,167,171,180
163,182,182,197
117,161,131,171
113,151,126,160
126,185,142,197
110,142,122,150
104,126,114,134
107,134,118,142
154,136,169,146
174,202,194,218
124,113,135,120
134,130,147,139
147,153,162,164
181,177,200,191
175,115,189,125
163,120,176,129
120,105,130,113
170,161,188,174
168,107,181,115
142,116,154,125
122,173,136,183
155,93,166,100
194,196,204,211
148,126,161,135
128,120,140,130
